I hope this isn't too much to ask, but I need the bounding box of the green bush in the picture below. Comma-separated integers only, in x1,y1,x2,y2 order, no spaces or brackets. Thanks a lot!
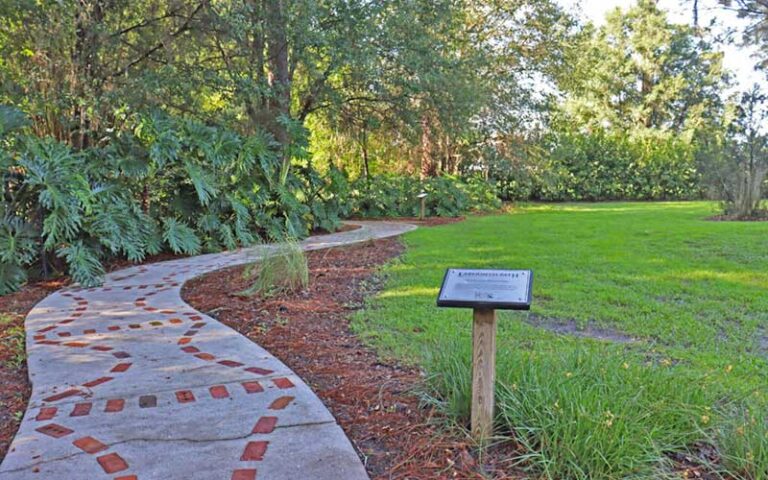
0,106,347,293
490,130,702,202
348,175,501,218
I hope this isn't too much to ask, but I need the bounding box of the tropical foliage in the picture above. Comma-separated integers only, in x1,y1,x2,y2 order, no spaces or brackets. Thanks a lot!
0,106,342,293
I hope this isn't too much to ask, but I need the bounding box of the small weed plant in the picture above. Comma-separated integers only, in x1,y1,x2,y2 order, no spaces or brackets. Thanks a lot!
239,239,309,298
1,315,26,369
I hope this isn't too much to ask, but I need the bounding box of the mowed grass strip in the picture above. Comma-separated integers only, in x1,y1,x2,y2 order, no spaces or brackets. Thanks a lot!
353,202,768,479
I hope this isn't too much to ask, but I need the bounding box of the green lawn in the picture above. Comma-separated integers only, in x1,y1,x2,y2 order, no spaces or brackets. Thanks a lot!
353,202,768,479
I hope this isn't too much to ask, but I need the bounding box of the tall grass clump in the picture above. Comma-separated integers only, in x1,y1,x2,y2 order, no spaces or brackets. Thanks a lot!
239,239,309,297
714,401,768,479
423,340,716,479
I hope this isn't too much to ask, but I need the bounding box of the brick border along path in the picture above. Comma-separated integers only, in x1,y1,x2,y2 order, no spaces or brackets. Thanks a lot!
0,222,416,480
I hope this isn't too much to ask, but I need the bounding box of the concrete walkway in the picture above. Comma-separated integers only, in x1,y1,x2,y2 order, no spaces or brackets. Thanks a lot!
0,222,415,480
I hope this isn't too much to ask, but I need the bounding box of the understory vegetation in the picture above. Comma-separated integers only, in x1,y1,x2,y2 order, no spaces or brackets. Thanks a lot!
355,203,768,479
2,0,768,293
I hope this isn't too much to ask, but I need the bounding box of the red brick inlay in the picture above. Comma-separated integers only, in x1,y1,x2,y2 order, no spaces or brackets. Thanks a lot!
97,452,129,474
252,416,277,434
59,319,75,324
105,399,125,413
268,396,294,410
36,407,57,421
232,469,257,480
160,309,176,314
44,389,81,402
91,345,113,352
144,307,158,312
169,318,183,324
57,332,72,337
240,441,268,461
176,390,196,403
33,334,46,341
184,329,198,336
134,302,146,307
245,367,274,376
241,382,263,394
73,436,107,454
181,346,199,353
128,324,141,329
36,423,74,438
64,341,89,348
209,385,229,399
71,312,83,317
115,476,138,480
75,306,87,312
70,402,92,417
189,315,203,321
111,363,132,373
83,377,113,388
108,325,121,331
38,340,61,345
178,337,192,345
37,326,57,333
218,360,244,368
113,351,131,359
195,353,215,361
83,329,96,334
272,378,294,389
77,300,88,305
192,322,206,328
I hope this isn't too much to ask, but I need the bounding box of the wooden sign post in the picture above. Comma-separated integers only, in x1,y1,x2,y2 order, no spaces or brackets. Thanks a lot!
417,192,428,220
437,269,533,443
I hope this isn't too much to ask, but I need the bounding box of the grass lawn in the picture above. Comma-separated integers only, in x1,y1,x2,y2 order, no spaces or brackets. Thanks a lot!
354,202,768,479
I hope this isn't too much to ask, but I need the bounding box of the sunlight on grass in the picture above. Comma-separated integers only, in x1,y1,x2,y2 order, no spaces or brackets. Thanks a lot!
378,287,439,299
354,202,768,479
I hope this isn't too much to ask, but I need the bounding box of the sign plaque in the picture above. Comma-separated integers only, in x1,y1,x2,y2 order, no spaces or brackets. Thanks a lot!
437,269,532,310
436,267,534,443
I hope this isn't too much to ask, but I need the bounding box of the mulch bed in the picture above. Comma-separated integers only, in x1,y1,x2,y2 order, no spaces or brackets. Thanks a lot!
0,279,65,460
182,235,519,479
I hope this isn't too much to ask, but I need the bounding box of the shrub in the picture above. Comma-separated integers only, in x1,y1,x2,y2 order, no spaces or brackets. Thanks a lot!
488,129,701,202
238,239,309,297
348,174,501,218
0,106,346,294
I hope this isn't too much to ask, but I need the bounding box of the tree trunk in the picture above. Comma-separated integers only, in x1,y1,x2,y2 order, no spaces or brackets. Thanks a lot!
420,112,437,179
265,0,291,152
361,126,370,183
72,0,105,149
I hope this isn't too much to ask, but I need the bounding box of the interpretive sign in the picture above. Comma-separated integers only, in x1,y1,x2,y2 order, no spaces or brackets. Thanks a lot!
437,269,532,310
436,267,534,443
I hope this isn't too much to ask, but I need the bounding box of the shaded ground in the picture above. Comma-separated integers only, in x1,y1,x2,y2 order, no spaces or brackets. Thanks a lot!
182,236,519,479
0,280,64,460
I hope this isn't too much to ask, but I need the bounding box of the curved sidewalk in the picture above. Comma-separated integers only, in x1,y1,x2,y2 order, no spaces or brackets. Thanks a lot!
0,221,415,480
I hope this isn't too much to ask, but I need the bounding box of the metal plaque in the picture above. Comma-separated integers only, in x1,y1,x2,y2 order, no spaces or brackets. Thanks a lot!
437,269,533,310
